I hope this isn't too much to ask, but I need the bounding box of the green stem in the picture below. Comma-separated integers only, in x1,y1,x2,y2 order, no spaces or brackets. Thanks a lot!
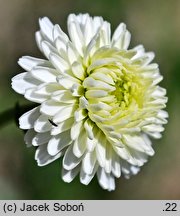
0,103,36,129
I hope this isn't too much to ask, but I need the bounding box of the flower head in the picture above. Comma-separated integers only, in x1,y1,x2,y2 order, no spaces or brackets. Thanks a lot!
11,14,168,191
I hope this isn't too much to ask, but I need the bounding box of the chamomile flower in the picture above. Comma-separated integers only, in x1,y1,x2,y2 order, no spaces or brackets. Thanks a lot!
11,13,168,191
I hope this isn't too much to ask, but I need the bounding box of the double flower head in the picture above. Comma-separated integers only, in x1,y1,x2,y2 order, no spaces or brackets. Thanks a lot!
12,14,168,191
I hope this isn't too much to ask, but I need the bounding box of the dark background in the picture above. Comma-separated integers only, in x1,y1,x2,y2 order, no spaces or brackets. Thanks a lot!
0,0,180,199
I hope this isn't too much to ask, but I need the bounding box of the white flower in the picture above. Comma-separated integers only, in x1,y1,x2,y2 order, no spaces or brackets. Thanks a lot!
11,13,168,191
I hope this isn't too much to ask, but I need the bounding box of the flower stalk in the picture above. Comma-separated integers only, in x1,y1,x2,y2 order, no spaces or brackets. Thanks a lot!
0,103,36,129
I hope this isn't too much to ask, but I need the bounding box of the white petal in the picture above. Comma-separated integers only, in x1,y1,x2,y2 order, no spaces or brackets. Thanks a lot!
97,168,115,191
51,117,74,135
148,97,168,106
34,114,52,133
111,152,121,178
70,120,83,140
105,146,112,173
85,89,108,98
147,132,162,139
151,87,166,98
41,41,58,59
142,116,165,125
51,90,76,103
83,77,115,92
82,151,96,175
11,72,41,95
47,130,72,156
34,83,61,96
74,108,87,122
39,17,54,42
130,166,140,175
54,36,67,54
83,33,101,66
73,129,87,158
92,16,104,34
128,148,148,166
122,31,131,49
67,43,79,64
83,15,94,45
40,100,71,116
152,75,163,85
84,119,94,140
76,13,90,32
62,166,80,183
49,53,69,73
112,145,131,161
121,160,131,175
71,83,84,97
35,31,43,52
91,71,114,85
132,52,155,66
80,163,98,185
71,61,86,80
35,144,61,166
53,24,69,42
131,45,145,60
157,110,168,121
63,144,82,170
30,67,57,82
53,105,77,123
87,57,118,73
86,137,97,152
89,102,113,112
19,107,40,129
24,129,36,147
18,56,51,71
142,124,164,133
25,88,48,103
78,97,88,110
88,112,106,123
145,52,155,65
123,134,154,155
95,132,106,167
68,15,84,56
121,160,140,178
100,21,111,45
112,23,131,49
32,132,51,146
57,76,80,89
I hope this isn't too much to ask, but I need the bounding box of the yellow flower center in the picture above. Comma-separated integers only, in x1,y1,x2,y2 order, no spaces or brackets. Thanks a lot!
113,77,131,109
81,47,151,127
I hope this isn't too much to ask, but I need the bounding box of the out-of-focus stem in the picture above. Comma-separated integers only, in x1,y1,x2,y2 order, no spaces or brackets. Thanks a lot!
0,103,36,129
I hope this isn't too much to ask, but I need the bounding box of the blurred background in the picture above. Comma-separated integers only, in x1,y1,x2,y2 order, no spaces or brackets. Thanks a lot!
0,0,180,199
